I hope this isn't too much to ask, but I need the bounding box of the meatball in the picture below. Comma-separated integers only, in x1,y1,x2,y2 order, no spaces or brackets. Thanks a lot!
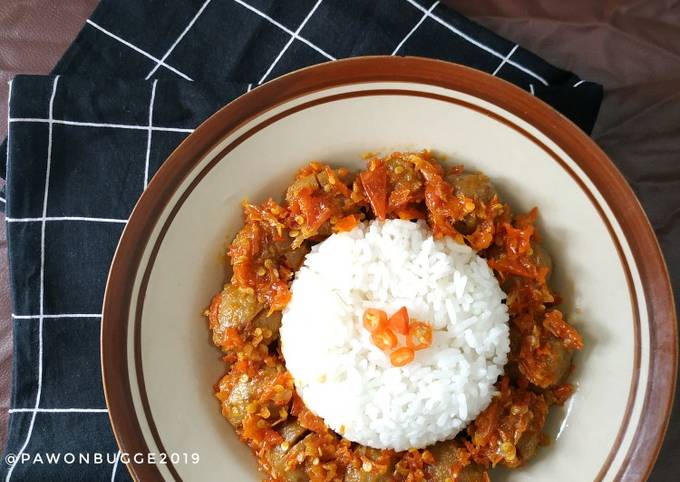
265,420,309,482
446,172,499,239
215,365,280,429
208,284,262,350
519,335,573,388
208,283,290,350
344,446,395,482
251,309,282,344
468,386,549,469
427,440,488,482
447,172,498,203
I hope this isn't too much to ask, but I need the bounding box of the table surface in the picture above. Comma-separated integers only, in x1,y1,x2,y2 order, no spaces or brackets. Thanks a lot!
1,1,678,480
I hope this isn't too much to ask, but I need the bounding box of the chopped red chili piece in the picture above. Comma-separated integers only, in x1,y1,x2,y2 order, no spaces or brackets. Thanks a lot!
371,328,398,351
407,321,433,350
390,347,415,367
363,308,387,332
388,306,410,335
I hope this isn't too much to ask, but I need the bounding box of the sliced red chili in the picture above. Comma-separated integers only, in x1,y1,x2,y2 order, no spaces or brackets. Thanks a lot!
371,328,398,351
407,321,433,350
388,306,410,335
363,308,387,332
335,214,359,232
390,347,415,367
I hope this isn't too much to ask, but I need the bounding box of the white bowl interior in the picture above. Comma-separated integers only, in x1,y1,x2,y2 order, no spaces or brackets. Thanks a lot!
129,86,642,481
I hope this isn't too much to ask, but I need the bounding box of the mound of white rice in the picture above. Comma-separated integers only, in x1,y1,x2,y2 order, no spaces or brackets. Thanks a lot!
280,219,510,451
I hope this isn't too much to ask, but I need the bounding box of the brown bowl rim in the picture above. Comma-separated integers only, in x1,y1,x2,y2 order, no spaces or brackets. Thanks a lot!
101,56,677,482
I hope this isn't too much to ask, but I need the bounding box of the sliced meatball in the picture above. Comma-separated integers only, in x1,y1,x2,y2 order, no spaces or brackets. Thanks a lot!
345,446,395,482
384,153,425,213
519,335,573,388
447,172,498,203
447,172,499,240
427,440,488,482
285,174,320,204
468,387,548,469
215,365,280,429
511,393,549,465
251,309,282,343
266,420,309,482
277,433,319,482
516,426,542,463
208,284,263,350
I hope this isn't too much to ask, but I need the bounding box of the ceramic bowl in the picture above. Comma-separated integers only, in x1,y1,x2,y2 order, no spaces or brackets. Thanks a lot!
101,57,676,482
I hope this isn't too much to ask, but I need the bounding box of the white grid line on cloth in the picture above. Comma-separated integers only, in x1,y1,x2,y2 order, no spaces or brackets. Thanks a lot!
573,80,585,87
491,44,519,76
12,314,102,320
144,79,159,188
403,0,549,86
247,83,253,92
9,408,108,414
9,117,195,134
145,0,213,80
0,197,5,204
5,79,11,207
110,451,121,482
258,0,325,85
86,20,194,81
392,0,439,55
6,216,127,224
233,0,335,61
529,83,535,95
4,80,12,208
6,75,60,482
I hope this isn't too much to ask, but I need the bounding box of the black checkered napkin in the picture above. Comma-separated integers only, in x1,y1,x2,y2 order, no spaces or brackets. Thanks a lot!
1,1,603,480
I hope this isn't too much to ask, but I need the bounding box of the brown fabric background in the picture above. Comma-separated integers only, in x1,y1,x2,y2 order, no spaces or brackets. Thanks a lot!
0,0,677,480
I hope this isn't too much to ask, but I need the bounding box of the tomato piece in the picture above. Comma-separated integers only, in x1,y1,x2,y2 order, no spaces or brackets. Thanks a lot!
407,321,433,350
388,306,410,335
371,328,398,351
359,160,388,220
263,428,284,446
335,214,359,232
297,190,334,232
290,392,305,417
543,310,583,350
390,347,415,367
395,206,426,220
207,291,222,325
363,308,387,332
